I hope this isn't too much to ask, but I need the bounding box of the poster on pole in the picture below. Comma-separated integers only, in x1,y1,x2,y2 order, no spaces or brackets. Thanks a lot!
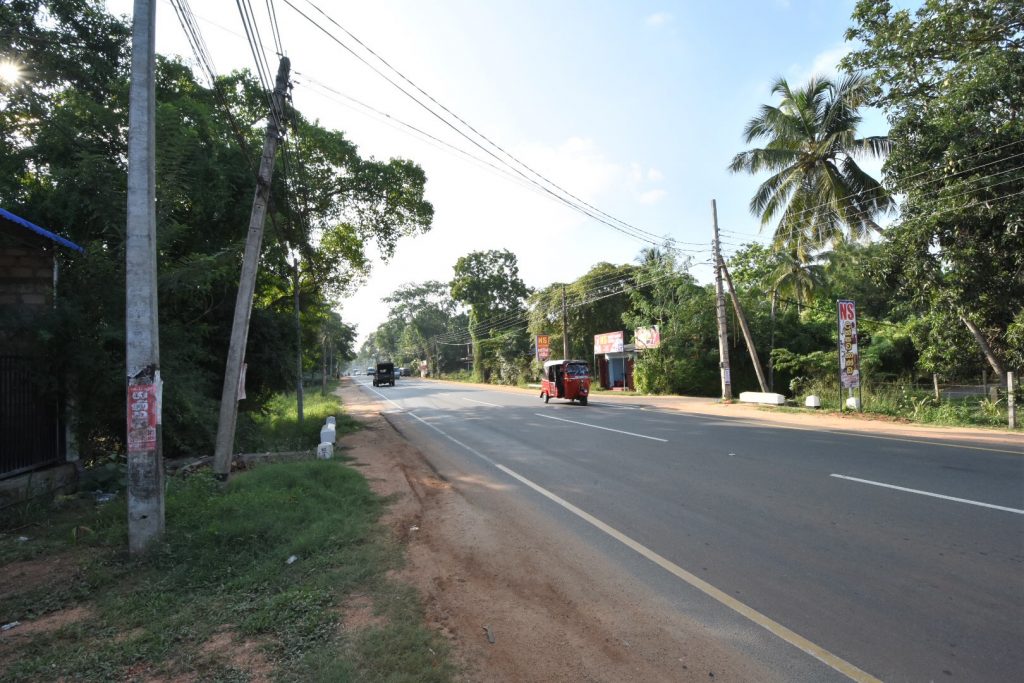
126,383,158,453
594,331,624,354
837,299,861,389
535,334,551,361
635,325,661,350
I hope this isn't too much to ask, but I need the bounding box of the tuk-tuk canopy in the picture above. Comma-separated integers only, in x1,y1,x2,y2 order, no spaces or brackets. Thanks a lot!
544,360,590,378
543,359,589,370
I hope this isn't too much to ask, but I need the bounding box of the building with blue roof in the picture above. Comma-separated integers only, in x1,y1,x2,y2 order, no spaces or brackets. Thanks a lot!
0,208,84,483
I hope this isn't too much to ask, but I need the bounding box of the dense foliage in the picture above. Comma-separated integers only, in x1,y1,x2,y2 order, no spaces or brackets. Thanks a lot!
0,0,432,459
844,0,1024,379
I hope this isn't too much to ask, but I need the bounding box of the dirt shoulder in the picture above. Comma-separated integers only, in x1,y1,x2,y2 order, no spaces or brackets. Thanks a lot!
338,381,787,682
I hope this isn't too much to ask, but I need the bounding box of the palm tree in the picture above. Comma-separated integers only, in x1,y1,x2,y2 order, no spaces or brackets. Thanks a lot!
729,73,892,257
767,247,825,391
770,248,826,313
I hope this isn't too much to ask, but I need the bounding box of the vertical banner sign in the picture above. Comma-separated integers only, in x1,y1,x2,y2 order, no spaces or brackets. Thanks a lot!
837,299,861,389
536,334,551,361
127,383,158,452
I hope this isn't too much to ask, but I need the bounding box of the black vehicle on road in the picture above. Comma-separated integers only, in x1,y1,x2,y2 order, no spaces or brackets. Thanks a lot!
373,362,396,387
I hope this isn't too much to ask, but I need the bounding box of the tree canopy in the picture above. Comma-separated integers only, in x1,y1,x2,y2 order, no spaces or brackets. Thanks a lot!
844,0,1024,378
0,0,432,458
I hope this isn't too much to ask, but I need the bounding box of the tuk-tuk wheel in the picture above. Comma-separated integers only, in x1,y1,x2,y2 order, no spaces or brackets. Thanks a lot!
579,397,588,406
543,393,550,403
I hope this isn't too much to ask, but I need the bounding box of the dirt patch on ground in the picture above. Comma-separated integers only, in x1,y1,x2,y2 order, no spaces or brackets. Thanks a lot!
0,552,86,603
337,593,389,632
338,381,770,682
0,604,94,639
199,629,273,682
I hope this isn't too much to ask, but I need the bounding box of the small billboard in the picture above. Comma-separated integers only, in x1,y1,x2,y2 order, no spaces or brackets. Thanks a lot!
594,331,624,354
635,325,661,350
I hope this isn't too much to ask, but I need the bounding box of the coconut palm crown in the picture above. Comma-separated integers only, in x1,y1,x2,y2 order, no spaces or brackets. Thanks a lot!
729,73,893,258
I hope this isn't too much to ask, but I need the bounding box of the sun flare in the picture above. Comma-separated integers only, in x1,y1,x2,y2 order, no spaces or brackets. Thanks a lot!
0,60,22,85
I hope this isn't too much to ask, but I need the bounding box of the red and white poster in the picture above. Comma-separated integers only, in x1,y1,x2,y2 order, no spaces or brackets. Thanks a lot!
594,331,624,354
837,299,860,389
127,383,158,452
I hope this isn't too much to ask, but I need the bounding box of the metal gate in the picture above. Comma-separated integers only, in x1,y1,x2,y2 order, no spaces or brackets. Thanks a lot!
0,355,63,478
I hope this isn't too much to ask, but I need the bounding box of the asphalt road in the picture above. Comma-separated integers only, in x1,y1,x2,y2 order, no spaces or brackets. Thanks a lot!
352,377,1024,682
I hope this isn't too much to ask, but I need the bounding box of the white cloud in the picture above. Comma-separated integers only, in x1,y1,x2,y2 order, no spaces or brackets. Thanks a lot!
647,168,664,182
788,43,852,83
638,189,667,205
645,12,673,28
519,136,621,200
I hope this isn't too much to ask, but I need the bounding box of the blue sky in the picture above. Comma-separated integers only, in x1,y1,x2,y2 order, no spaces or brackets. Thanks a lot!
104,0,902,342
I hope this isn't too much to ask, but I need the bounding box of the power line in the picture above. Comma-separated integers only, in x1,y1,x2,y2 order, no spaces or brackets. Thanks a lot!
280,0,668,246
294,0,670,244
294,72,565,200
722,156,1024,245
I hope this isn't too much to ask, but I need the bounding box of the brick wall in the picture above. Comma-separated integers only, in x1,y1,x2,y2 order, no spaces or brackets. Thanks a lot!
0,246,53,308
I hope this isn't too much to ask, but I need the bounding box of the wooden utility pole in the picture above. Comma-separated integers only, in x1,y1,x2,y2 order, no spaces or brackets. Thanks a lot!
213,57,290,479
562,284,569,360
125,0,163,554
711,200,732,401
720,260,769,392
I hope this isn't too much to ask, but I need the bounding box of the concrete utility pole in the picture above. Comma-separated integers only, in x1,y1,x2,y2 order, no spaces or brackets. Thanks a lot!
711,200,732,401
562,284,569,360
125,0,163,554
292,257,303,425
213,57,291,479
1009,371,1017,429
720,260,769,392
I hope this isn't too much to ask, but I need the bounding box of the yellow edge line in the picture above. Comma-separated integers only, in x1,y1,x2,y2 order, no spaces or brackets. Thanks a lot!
410,408,881,681
491,461,882,682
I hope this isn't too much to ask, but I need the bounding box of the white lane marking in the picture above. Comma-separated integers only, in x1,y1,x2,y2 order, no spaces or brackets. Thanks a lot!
359,383,406,412
405,412,879,682
830,474,1024,514
461,396,502,408
535,413,667,442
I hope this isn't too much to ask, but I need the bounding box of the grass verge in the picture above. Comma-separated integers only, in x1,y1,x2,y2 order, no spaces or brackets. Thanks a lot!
0,383,453,682
237,380,361,453
790,381,1015,429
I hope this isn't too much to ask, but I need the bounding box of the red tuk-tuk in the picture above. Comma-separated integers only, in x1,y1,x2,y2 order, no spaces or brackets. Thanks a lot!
541,359,591,405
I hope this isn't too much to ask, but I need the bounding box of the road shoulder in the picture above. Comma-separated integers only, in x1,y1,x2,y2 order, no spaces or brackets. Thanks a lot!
337,380,783,682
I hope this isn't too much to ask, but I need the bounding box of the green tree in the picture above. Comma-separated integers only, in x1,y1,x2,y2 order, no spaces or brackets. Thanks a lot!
382,280,457,375
624,250,721,395
769,249,826,313
0,1,433,458
528,262,638,362
728,74,893,257
845,0,1024,382
450,250,529,382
